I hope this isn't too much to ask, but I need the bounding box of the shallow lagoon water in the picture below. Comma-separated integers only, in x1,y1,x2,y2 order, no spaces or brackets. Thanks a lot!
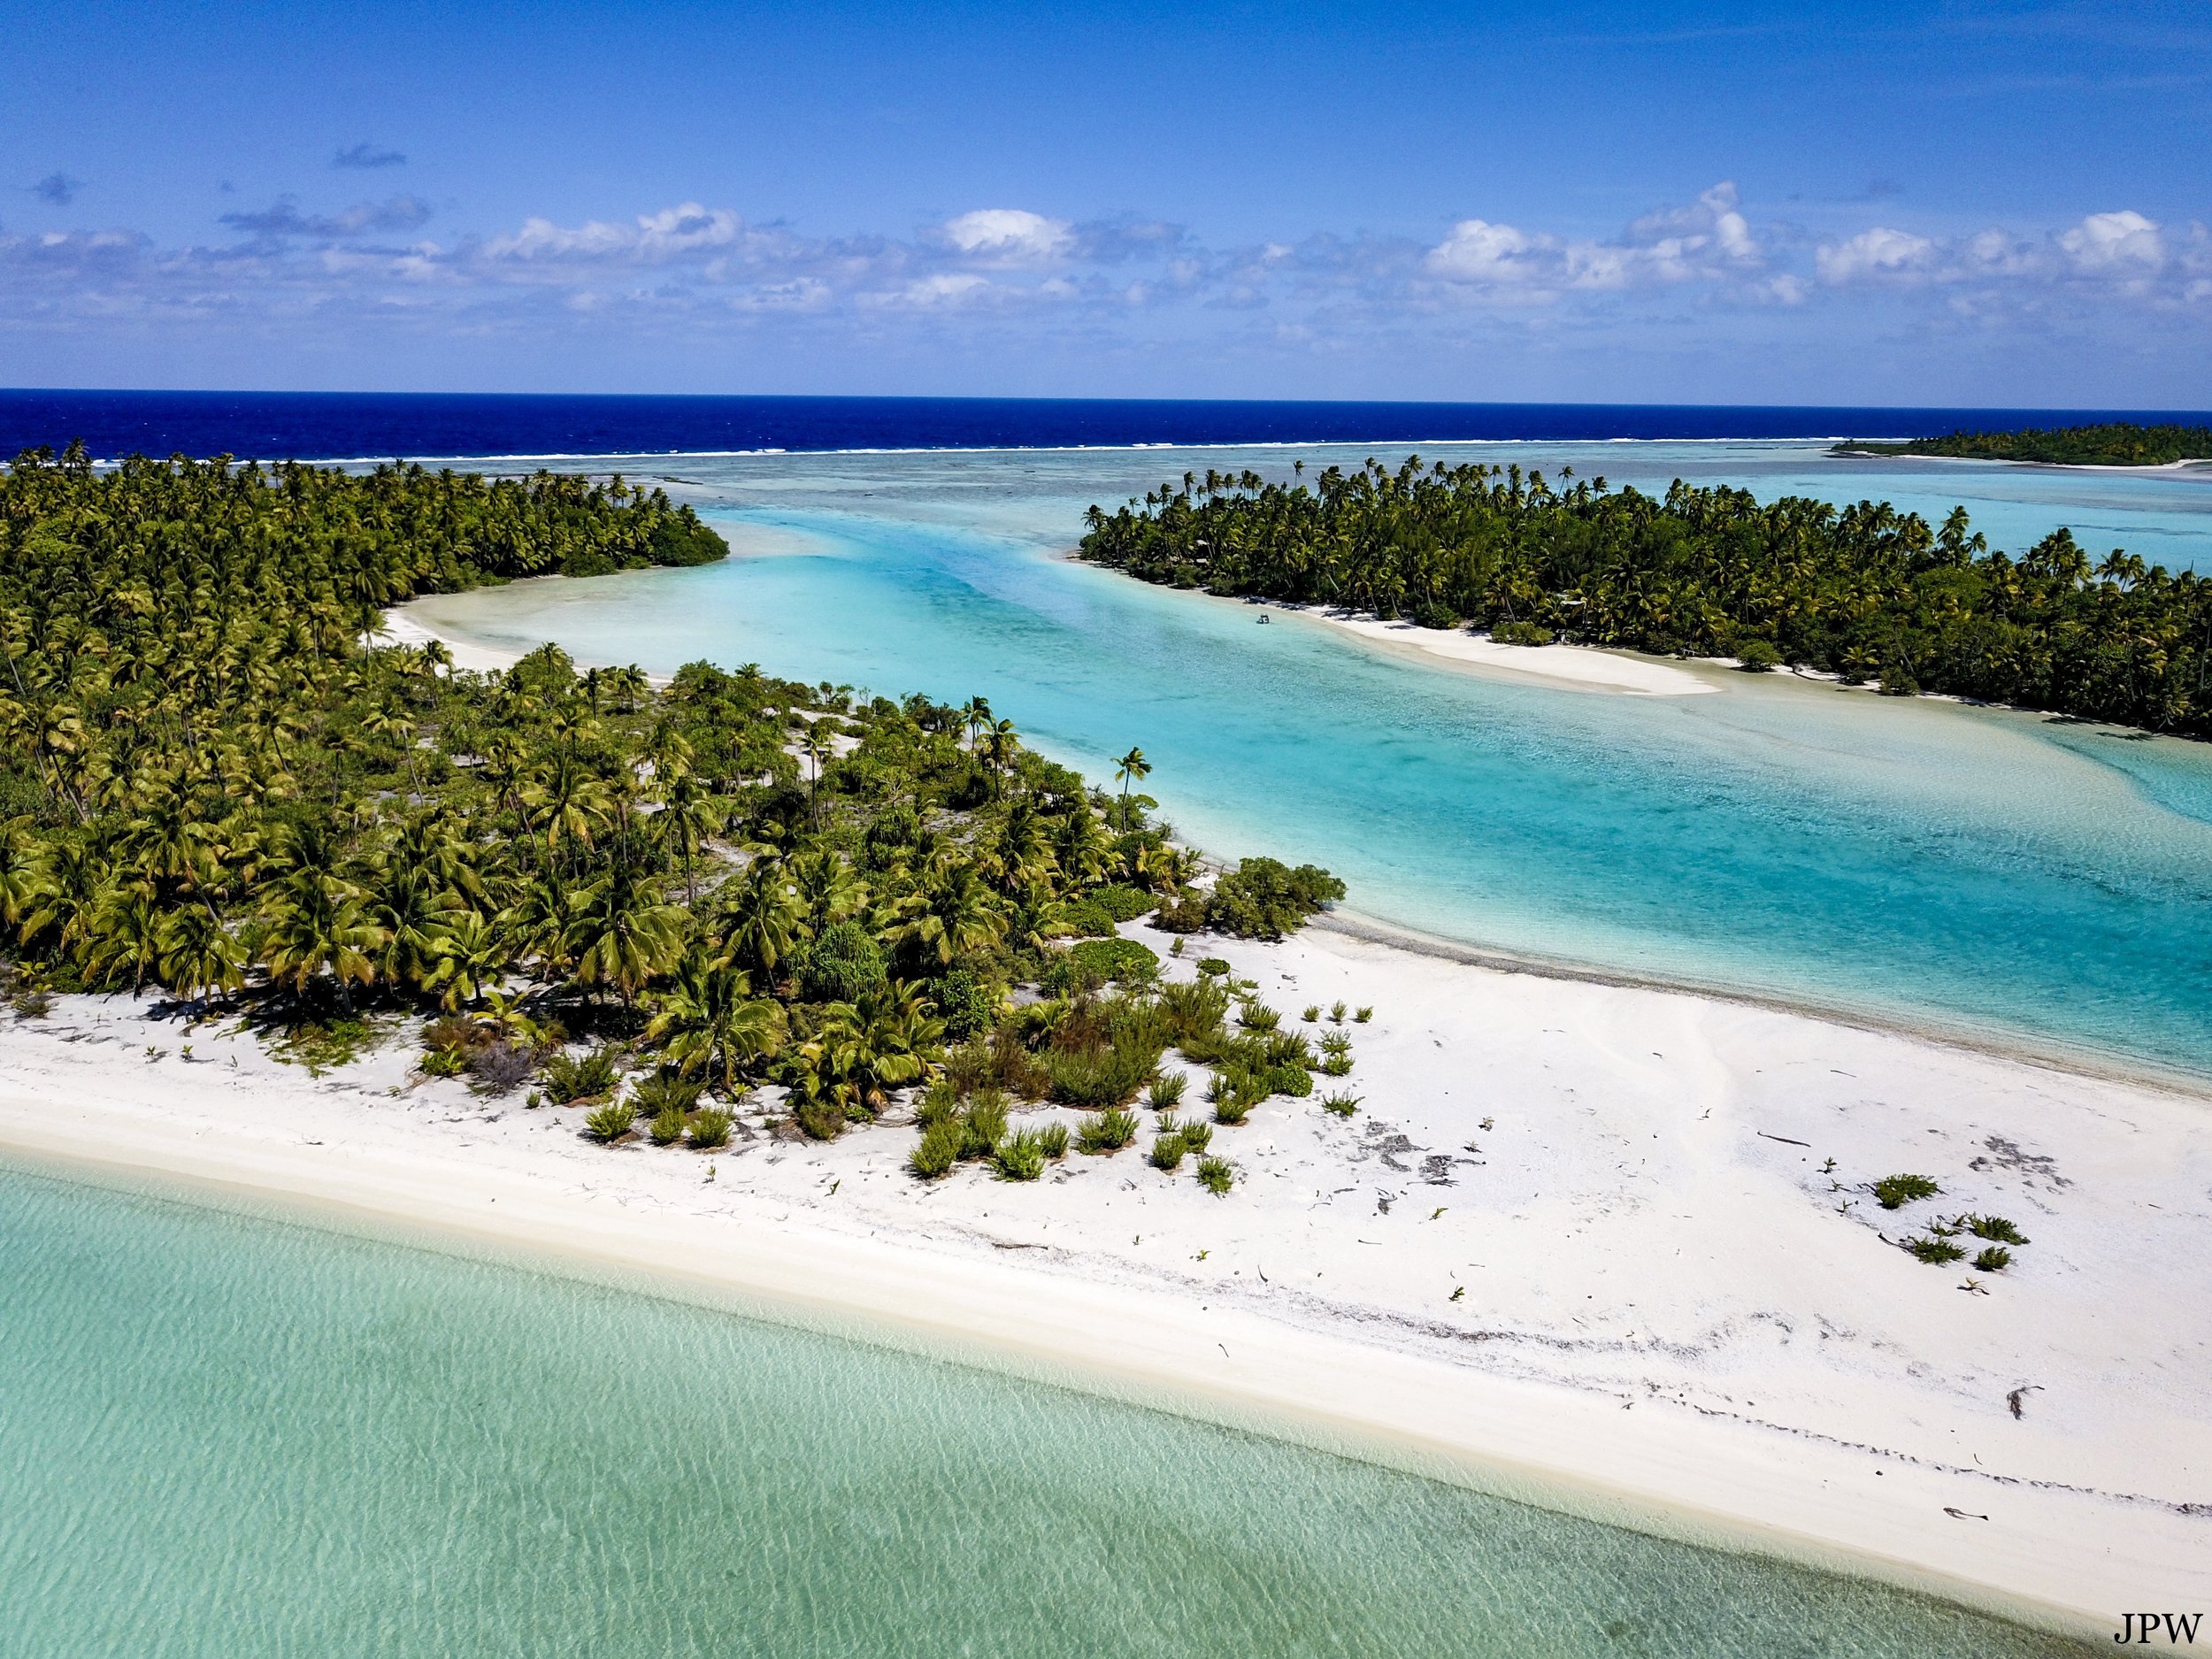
0,1162,2086,1657
411,442,2212,1078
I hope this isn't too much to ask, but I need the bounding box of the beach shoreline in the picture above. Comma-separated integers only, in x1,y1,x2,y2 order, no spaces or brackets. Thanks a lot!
4,916,2206,1637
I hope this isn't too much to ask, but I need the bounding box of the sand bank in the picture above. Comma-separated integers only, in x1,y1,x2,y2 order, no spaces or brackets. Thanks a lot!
3,924,2204,1637
1275,605,1717,695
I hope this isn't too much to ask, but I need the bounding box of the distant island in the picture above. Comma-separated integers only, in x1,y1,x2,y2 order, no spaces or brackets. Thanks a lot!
1832,422,2212,467
1079,457,2212,737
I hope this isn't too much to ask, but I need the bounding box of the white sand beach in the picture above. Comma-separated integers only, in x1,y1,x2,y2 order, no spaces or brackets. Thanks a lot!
1274,605,1718,695
4,918,2205,1639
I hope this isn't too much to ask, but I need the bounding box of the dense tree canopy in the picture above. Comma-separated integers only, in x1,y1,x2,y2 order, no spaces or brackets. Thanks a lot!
1079,457,2212,735
0,444,1339,1155
1834,423,2212,467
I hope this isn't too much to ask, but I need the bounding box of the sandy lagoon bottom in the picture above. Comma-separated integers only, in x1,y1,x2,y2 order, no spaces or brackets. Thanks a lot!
0,1157,2085,1659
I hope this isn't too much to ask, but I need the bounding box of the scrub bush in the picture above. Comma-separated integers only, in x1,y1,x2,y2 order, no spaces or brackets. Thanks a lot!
1873,1174,1940,1210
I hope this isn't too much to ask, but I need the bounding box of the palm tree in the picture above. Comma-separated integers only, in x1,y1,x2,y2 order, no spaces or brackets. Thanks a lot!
425,910,508,1010
722,855,803,977
1114,746,1151,831
157,903,247,1006
655,771,721,905
799,724,835,827
259,870,386,1008
79,881,165,994
959,695,993,749
645,949,786,1094
565,861,687,1005
892,864,1004,970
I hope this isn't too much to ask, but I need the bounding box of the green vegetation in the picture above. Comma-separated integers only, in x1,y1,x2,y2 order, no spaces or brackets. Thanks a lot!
1195,1155,1235,1195
1962,1213,2029,1245
0,445,1357,1200
1904,1235,1965,1265
993,1128,1048,1181
1146,1071,1187,1110
1080,457,2212,736
1873,1173,1941,1210
1972,1246,2013,1273
1833,423,2212,467
1319,1091,1361,1116
1149,1131,1188,1171
1075,1108,1139,1153
585,1100,636,1142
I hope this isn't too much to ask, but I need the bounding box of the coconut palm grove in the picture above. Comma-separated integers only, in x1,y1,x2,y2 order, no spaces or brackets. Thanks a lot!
0,445,1343,1171
1079,449,2212,734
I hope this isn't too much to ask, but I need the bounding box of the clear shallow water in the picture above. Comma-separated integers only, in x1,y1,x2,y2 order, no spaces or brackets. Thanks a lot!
0,1161,2085,1657
411,442,2212,1078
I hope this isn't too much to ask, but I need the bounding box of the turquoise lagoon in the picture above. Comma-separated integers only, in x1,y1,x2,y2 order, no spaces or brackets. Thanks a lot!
411,442,2212,1079
0,1160,2086,1657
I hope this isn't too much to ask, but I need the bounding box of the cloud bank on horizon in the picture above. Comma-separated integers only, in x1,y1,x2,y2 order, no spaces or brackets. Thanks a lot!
0,0,2205,403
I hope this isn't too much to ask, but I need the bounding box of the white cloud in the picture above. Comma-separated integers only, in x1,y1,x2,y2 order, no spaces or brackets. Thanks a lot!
1816,227,1939,284
938,208,1071,265
487,203,743,262
1425,219,1555,286
1424,183,1765,300
2059,209,2164,273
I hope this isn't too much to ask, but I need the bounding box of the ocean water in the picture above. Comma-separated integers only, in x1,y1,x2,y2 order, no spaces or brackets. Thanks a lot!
5,388,2208,472
410,441,2212,1078
0,1160,2085,1658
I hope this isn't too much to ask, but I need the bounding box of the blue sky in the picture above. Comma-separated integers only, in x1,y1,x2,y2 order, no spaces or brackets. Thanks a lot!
3,0,2207,403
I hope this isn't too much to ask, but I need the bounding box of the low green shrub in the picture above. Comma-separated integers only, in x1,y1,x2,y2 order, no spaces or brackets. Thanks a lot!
1150,1133,1189,1171
1319,1092,1361,1116
995,1129,1048,1181
1265,1064,1313,1097
1197,958,1231,977
1178,1119,1212,1153
648,1104,689,1146
1037,1122,1070,1161
687,1109,733,1150
1212,1096,1251,1125
914,1076,962,1130
1043,1041,1158,1109
1353,1006,1372,1024
1873,1173,1940,1210
793,1094,849,1141
910,1118,962,1179
1318,1032,1353,1058
792,919,887,1003
1236,1001,1281,1032
422,1047,468,1079
1329,1001,1347,1023
585,1100,636,1142
1195,1155,1235,1195
1302,1004,1320,1022
1206,857,1346,940
1964,1215,2029,1245
1972,1246,2012,1273
1490,620,1555,646
1147,1071,1187,1110
633,1073,704,1118
1734,638,1783,672
542,1046,621,1104
960,1092,1010,1160
1063,936,1160,988
1317,1053,1354,1078
1076,1108,1139,1154
1089,884,1158,924
1905,1235,1964,1264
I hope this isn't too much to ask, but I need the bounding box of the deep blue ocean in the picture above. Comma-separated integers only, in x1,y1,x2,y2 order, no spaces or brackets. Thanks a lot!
4,388,2209,460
